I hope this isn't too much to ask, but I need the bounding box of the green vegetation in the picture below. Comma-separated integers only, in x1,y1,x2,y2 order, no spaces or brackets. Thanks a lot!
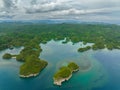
0,23,120,77
2,34,47,77
68,62,79,71
16,44,42,62
18,38,47,77
78,46,91,52
2,53,12,59
54,62,79,80
0,23,120,51
54,67,72,80
20,55,48,76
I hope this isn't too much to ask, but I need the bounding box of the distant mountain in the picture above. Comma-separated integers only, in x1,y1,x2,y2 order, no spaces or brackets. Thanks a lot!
0,19,82,24
0,19,119,25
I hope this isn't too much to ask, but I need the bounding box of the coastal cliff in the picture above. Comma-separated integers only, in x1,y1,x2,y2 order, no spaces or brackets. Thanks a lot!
54,74,72,86
53,62,79,86
20,73,39,78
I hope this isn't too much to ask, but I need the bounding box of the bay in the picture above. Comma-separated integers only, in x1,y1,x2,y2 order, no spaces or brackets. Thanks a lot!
0,40,119,90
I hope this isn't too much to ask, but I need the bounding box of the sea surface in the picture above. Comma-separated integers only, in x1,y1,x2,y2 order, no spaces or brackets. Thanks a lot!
0,40,120,90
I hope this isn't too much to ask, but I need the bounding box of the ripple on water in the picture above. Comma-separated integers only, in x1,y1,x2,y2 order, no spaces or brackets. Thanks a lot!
53,52,108,90
0,41,109,90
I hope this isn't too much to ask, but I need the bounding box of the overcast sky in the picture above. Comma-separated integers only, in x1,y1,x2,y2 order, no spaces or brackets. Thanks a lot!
0,0,120,23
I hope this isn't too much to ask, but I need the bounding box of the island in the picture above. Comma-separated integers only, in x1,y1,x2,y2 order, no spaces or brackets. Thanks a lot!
78,46,91,52
2,38,48,78
18,40,48,78
2,53,12,59
53,62,79,86
1,23,120,78
19,55,48,78
0,24,120,52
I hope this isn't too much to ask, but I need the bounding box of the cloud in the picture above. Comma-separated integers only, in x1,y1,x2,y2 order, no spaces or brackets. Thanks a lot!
3,0,14,8
25,0,71,14
25,1,62,13
0,0,120,23
0,11,15,19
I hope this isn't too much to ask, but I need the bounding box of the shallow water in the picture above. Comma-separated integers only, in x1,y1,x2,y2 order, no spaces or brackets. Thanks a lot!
0,40,119,90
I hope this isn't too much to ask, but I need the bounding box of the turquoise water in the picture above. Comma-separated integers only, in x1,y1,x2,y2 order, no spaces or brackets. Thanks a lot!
0,40,119,90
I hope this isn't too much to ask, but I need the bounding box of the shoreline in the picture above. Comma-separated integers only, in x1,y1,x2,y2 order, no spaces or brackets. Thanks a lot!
53,74,72,86
54,68,79,86
12,57,16,59
19,73,39,78
72,68,79,72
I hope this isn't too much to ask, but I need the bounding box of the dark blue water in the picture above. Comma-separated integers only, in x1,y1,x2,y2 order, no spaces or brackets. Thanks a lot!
94,49,120,90
0,40,120,90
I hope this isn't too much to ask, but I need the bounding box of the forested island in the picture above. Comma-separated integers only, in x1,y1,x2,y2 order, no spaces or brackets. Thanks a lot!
3,53,12,59
0,23,120,78
0,23,120,51
2,37,48,78
53,62,79,86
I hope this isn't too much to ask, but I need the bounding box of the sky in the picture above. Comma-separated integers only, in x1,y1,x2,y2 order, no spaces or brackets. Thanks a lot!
0,0,120,23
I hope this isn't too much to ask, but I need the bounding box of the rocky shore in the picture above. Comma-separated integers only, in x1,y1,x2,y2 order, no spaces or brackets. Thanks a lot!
54,74,72,86
73,68,79,72
54,68,79,86
19,73,39,78
12,57,16,59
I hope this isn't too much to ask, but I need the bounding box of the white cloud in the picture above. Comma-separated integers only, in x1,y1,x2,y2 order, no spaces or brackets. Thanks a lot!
0,0,120,23
0,0,4,9
25,1,63,13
